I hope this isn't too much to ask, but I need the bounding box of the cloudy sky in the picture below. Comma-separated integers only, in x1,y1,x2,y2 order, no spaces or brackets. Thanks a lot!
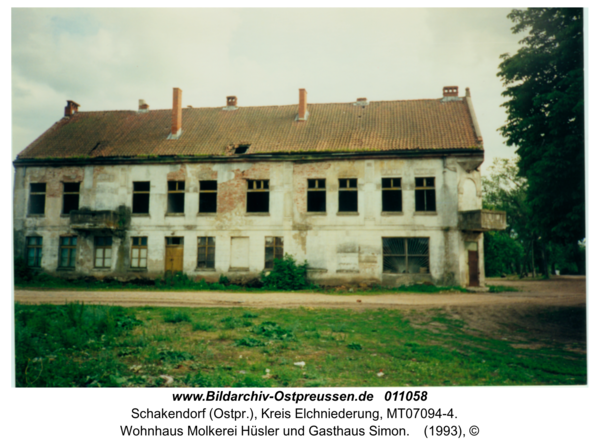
12,8,523,172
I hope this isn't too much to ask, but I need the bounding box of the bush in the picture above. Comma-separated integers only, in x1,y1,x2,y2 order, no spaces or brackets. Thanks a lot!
260,254,310,291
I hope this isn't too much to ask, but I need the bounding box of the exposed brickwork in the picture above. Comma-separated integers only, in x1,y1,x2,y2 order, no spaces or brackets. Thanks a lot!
171,88,182,135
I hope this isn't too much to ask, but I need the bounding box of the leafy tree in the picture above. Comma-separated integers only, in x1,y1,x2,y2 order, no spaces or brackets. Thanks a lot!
497,8,584,245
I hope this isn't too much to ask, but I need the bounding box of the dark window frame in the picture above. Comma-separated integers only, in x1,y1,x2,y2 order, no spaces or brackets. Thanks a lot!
130,236,148,269
94,236,113,269
197,237,216,270
26,236,43,268
199,181,218,214
415,177,436,212
132,182,151,215
246,179,270,213
28,183,46,215
307,179,327,213
382,237,430,274
338,178,358,212
264,236,284,270
62,182,80,215
382,178,402,212
167,181,185,214
58,236,77,269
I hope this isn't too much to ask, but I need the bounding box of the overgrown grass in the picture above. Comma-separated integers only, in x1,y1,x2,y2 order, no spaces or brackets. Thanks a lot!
15,303,586,387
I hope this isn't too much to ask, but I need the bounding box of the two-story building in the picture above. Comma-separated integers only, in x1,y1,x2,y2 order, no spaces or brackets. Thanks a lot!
13,86,505,287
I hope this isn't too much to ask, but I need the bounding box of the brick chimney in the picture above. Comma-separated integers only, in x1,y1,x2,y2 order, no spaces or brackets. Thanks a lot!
227,96,237,107
138,99,149,113
64,100,80,117
298,88,308,121
443,86,459,97
170,88,182,138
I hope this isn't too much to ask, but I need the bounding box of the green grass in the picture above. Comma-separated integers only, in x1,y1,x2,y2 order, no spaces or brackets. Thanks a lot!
15,303,586,387
488,285,519,293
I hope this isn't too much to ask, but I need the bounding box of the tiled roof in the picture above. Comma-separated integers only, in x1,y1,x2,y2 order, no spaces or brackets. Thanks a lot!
17,98,482,160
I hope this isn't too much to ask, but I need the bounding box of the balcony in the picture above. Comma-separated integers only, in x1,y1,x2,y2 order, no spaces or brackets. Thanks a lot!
70,208,129,233
459,210,506,232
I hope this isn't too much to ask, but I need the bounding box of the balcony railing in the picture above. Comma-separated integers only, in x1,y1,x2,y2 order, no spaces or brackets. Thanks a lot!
459,210,506,232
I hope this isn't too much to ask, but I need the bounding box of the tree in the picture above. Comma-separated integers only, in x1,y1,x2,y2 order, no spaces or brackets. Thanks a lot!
497,8,584,245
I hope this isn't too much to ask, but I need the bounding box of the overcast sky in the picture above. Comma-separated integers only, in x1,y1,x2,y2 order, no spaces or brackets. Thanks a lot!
12,8,524,172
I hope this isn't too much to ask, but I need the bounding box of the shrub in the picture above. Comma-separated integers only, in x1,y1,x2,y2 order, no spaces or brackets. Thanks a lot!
218,274,230,286
260,254,309,291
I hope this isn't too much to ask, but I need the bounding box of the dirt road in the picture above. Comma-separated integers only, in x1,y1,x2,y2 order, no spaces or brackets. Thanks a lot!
14,276,585,310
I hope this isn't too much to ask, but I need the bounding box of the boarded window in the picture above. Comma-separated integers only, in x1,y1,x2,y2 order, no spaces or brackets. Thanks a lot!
27,236,43,267
338,178,358,212
199,181,217,213
382,178,402,212
415,177,436,212
62,182,80,215
94,236,113,268
307,179,326,212
265,237,284,269
230,237,249,270
59,236,77,268
197,237,216,269
28,183,46,215
383,238,429,274
247,180,269,213
167,181,185,214
131,237,148,269
132,182,150,214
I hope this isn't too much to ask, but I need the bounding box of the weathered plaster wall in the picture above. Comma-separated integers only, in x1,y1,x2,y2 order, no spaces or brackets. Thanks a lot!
13,154,485,286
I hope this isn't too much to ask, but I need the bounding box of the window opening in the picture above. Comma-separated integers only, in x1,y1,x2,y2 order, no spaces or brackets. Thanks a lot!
265,237,284,269
28,183,46,215
59,236,77,268
62,182,80,215
197,237,216,269
415,177,436,211
235,145,250,154
338,178,358,212
132,182,150,214
27,236,43,267
247,179,270,213
166,237,183,246
307,179,326,212
131,237,148,269
382,238,429,274
199,181,218,213
382,178,402,212
94,236,113,268
167,181,185,214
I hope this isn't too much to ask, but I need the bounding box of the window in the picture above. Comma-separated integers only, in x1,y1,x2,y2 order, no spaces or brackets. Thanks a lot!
132,182,150,214
338,178,358,212
167,181,185,214
415,177,436,212
307,179,326,212
62,182,80,215
199,181,217,213
265,237,284,269
382,238,429,274
130,237,148,269
59,236,77,268
26,236,43,267
28,183,46,215
197,237,216,269
247,180,269,213
94,236,112,268
382,178,402,212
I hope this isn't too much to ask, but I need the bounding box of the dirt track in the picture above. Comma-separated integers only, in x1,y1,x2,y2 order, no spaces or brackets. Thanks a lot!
13,276,585,310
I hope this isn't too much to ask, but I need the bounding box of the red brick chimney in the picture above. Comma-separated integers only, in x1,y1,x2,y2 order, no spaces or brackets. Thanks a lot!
64,100,80,117
298,88,308,121
443,86,459,97
171,88,182,137
227,96,237,107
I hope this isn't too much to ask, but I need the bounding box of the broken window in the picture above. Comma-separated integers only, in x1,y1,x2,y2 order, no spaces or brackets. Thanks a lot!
382,238,429,274
338,178,358,212
132,182,150,214
382,178,402,212
247,180,269,213
130,237,148,269
59,236,77,269
28,183,46,215
307,179,326,212
167,181,185,214
199,181,217,213
415,177,436,211
62,182,80,215
94,236,113,268
197,237,216,269
265,237,284,269
26,236,43,268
